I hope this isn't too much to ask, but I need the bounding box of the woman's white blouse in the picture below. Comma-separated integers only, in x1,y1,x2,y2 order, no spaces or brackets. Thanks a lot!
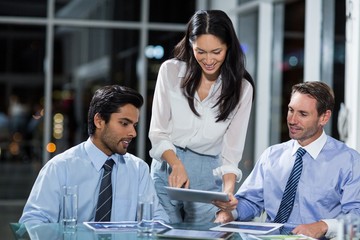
149,59,253,181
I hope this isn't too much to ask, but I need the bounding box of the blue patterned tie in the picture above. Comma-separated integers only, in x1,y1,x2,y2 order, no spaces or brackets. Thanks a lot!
274,147,306,223
95,159,115,222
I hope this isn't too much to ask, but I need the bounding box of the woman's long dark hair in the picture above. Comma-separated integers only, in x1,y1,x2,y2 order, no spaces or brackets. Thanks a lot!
173,10,254,122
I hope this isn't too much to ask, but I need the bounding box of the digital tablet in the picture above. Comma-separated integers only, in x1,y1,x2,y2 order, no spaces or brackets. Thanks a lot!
165,186,229,203
210,221,283,235
84,220,172,232
248,234,316,240
157,228,234,240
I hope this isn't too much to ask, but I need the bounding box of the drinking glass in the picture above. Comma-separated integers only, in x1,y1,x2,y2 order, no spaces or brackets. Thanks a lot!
62,185,78,231
137,193,155,237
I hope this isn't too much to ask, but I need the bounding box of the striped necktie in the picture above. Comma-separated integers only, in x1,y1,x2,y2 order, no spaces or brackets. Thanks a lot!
274,147,306,223
95,159,115,222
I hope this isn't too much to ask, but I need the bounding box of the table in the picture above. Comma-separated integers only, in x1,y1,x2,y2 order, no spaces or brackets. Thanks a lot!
9,222,248,240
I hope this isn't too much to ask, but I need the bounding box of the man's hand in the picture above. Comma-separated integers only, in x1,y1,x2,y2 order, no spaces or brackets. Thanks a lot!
213,193,238,211
214,210,234,223
213,194,238,223
292,221,328,239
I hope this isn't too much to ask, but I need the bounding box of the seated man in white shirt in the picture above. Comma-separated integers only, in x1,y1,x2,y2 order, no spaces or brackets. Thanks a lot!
214,81,360,239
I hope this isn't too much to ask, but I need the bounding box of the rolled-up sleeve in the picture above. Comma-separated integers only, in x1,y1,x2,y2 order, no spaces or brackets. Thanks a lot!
214,80,253,182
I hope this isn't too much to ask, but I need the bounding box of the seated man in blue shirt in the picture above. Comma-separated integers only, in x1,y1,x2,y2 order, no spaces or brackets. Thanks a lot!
19,85,169,224
214,81,360,239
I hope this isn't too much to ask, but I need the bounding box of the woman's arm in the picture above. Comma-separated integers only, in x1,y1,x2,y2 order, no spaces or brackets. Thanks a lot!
216,80,254,182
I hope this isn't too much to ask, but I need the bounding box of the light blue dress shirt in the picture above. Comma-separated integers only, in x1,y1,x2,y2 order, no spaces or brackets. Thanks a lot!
19,138,169,224
235,132,360,238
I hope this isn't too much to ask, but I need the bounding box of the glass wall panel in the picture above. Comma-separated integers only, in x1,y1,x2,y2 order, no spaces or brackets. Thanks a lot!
149,0,196,23
237,11,258,185
51,27,140,158
0,24,46,237
332,0,345,139
0,0,47,17
55,0,141,21
145,30,184,162
280,0,305,141
238,0,253,4
0,24,45,164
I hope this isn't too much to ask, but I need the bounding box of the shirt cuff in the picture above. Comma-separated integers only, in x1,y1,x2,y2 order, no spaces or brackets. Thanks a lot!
215,209,239,222
321,218,338,239
213,165,243,182
149,141,176,161
231,209,238,220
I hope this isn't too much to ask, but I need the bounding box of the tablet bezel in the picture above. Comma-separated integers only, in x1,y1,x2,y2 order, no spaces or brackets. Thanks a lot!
164,186,229,203
210,221,283,235
156,228,234,240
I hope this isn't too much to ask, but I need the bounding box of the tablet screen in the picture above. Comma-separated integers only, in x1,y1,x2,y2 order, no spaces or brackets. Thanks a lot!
220,223,274,231
157,228,233,240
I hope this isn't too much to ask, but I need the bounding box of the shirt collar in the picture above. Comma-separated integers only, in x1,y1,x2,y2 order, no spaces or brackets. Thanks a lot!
292,130,327,159
85,138,124,171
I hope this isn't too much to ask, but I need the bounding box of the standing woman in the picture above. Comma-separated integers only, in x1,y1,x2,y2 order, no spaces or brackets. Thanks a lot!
149,9,255,223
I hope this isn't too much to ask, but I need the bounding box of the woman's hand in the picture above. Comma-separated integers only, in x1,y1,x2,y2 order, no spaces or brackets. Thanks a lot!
168,161,190,188
162,150,190,188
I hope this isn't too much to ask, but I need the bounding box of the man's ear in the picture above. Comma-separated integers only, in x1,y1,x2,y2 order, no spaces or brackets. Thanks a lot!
320,110,332,126
93,113,104,129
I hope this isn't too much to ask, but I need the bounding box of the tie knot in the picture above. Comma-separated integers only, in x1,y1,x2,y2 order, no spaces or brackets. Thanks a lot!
296,147,306,158
103,159,114,171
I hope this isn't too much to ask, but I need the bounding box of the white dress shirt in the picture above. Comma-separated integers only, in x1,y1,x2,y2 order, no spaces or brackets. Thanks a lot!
149,59,253,181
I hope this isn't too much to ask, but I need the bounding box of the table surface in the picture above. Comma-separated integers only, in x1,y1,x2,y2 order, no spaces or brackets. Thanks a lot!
9,221,253,240
8,221,298,240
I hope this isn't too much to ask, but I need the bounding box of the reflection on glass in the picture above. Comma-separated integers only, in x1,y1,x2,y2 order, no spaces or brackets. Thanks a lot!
281,0,305,141
55,0,141,21
53,27,141,155
0,25,45,165
0,0,47,17
149,0,195,23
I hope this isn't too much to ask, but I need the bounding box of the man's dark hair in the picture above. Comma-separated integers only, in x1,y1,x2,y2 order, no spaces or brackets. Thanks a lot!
87,85,144,135
292,81,335,115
